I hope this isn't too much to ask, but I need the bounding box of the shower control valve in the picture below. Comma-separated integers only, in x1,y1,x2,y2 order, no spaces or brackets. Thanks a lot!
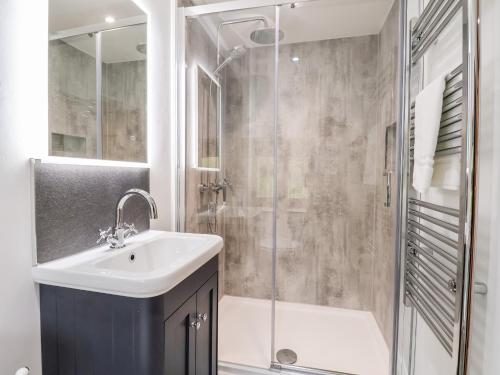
199,183,210,193
210,182,224,194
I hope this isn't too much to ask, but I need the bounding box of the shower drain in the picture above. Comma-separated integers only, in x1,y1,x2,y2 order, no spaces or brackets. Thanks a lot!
276,349,298,365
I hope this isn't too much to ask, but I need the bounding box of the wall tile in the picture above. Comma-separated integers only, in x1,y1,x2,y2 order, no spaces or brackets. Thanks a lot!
35,163,150,263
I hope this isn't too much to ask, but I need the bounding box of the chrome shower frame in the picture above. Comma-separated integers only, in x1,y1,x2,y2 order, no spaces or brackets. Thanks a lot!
216,16,267,67
394,0,479,374
173,1,433,375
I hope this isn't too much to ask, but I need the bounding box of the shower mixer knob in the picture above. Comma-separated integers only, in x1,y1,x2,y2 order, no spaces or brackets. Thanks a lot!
198,312,208,322
190,320,201,330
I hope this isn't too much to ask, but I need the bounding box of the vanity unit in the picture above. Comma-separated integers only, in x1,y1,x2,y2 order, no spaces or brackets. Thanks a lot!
33,231,222,375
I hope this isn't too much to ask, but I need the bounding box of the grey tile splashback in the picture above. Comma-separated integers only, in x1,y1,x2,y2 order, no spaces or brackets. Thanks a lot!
34,162,150,263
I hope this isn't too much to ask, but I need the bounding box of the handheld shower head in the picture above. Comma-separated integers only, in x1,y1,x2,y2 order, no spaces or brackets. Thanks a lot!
229,45,247,59
214,45,247,75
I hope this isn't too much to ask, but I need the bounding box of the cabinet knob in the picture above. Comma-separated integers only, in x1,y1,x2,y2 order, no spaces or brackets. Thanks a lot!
190,321,201,330
198,313,208,322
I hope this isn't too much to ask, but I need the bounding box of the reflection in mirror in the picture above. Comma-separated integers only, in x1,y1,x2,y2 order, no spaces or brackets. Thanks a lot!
49,34,97,158
48,0,147,162
193,65,221,170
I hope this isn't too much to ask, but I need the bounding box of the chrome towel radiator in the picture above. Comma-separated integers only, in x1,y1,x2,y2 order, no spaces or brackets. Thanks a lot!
410,65,463,162
399,0,477,373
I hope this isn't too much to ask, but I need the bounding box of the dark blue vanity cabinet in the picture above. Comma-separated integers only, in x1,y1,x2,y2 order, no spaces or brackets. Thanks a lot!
40,256,218,375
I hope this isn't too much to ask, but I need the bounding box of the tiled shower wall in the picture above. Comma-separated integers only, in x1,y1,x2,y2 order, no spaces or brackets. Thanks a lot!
373,1,399,345
102,61,147,162
184,18,227,296
184,3,399,345
48,41,147,161
49,39,97,159
223,36,380,309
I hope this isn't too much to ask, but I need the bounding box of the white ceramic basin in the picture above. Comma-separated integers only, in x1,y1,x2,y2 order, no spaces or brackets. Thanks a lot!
32,230,223,298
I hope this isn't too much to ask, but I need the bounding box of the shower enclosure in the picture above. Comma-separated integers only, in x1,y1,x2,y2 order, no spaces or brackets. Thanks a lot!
176,1,400,374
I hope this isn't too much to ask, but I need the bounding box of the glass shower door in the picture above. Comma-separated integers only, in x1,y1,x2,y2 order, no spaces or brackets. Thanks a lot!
273,2,398,374
181,1,400,373
182,5,278,370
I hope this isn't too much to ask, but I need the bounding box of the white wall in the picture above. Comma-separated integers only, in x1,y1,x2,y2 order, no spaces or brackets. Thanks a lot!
0,0,175,374
0,1,47,374
132,0,177,232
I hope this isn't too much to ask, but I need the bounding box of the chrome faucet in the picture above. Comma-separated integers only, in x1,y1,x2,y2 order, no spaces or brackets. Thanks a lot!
97,189,158,249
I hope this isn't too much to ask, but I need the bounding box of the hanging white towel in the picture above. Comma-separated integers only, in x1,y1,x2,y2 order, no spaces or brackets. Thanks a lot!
431,154,460,190
412,74,446,194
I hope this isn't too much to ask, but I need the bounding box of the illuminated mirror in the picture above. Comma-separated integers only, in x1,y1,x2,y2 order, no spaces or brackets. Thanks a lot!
48,0,147,162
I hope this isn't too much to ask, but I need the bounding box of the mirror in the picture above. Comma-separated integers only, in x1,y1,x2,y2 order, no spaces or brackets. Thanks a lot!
48,0,147,162
192,65,221,170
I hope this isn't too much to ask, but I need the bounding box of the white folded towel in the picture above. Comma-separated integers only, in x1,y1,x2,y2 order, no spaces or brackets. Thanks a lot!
431,154,461,190
412,74,446,194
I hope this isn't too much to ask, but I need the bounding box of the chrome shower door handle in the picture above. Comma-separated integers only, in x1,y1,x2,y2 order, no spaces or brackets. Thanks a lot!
384,170,392,207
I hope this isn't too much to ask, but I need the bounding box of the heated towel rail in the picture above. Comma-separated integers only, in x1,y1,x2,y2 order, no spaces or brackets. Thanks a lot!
400,0,477,372
409,65,463,161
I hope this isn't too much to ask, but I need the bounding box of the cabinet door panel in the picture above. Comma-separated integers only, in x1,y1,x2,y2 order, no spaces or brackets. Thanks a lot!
196,274,218,375
164,294,196,375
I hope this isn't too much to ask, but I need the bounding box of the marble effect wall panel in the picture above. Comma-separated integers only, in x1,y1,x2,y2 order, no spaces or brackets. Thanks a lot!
49,41,147,162
49,39,97,158
184,18,227,296
373,1,399,346
102,60,147,162
222,36,381,311
183,4,399,346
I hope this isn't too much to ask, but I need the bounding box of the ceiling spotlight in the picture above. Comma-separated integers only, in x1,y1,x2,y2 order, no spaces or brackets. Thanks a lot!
292,56,300,63
105,16,116,23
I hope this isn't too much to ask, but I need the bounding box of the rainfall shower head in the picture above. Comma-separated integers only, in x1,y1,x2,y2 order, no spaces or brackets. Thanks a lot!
250,28,285,45
214,45,247,75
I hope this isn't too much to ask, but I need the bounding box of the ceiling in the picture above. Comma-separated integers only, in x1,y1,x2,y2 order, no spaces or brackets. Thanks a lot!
197,0,396,51
49,0,145,33
60,24,147,64
50,0,146,64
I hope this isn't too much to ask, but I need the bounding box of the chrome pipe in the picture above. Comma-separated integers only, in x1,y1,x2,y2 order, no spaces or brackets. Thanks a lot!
456,0,479,371
406,293,453,355
437,130,462,143
216,16,267,66
408,231,457,264
408,241,456,278
409,198,460,217
411,0,440,33
412,0,461,63
406,283,454,337
406,273,455,324
407,251,454,289
408,220,459,249
409,209,459,233
391,2,410,374
406,263,455,309
412,0,456,44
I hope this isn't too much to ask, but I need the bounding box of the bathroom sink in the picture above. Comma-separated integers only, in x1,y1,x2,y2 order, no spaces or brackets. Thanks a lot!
32,230,223,298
